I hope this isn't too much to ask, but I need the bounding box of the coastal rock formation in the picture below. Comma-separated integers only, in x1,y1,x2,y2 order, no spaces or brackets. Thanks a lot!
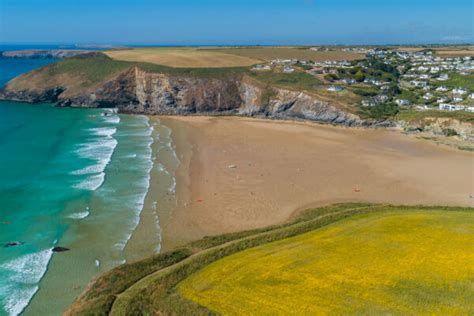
0,65,387,127
0,49,91,59
401,117,474,144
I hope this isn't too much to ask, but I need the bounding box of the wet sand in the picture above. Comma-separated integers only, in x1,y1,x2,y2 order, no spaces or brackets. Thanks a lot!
157,117,473,251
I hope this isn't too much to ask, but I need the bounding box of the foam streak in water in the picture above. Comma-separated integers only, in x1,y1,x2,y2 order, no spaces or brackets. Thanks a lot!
0,249,53,316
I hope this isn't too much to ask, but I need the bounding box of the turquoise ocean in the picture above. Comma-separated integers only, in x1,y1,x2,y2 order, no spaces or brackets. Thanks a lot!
0,58,176,315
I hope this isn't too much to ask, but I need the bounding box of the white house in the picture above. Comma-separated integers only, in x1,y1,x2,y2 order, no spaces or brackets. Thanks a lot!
439,104,466,111
411,80,428,88
452,87,468,95
342,78,356,85
436,86,449,92
423,93,434,100
437,74,449,81
437,97,449,104
470,93,474,100
327,85,344,92
395,99,411,106
453,97,464,103
252,64,271,71
283,66,295,73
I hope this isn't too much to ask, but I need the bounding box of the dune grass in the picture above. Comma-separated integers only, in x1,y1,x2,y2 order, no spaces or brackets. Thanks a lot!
180,210,474,315
65,203,473,315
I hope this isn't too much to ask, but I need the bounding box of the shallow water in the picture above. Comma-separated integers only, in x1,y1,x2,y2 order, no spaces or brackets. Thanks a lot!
0,59,177,315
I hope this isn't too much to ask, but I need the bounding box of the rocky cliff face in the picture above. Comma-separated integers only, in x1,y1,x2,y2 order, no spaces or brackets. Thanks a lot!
401,117,474,143
0,66,388,127
0,49,91,59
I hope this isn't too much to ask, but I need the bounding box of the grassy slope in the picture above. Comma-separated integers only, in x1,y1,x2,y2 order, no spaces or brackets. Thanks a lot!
65,203,473,315
180,211,474,315
431,73,474,91
396,108,474,124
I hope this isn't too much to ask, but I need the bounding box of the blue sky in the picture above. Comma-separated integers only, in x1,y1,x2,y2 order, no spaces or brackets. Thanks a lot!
0,0,473,45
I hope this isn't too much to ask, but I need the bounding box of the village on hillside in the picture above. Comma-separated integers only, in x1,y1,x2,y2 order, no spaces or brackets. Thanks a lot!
252,47,474,114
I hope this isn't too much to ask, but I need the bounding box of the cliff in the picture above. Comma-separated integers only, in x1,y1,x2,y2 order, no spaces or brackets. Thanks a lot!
0,55,389,127
0,49,92,59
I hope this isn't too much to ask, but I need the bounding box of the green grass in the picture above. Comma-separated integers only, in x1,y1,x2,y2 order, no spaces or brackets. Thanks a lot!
358,102,399,120
349,85,379,97
65,203,473,316
47,53,251,84
432,73,474,90
46,53,132,86
249,71,323,92
396,108,474,123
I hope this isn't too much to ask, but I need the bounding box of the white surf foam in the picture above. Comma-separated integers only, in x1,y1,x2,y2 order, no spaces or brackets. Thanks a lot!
115,117,154,252
0,249,53,316
71,125,118,191
102,113,120,124
73,172,105,191
68,211,90,220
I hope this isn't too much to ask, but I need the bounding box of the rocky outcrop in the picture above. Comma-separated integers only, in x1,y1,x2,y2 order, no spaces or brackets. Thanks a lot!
401,117,474,143
0,49,92,59
0,66,389,127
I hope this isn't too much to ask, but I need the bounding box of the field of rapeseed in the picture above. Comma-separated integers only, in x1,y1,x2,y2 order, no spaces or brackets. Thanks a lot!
179,211,474,315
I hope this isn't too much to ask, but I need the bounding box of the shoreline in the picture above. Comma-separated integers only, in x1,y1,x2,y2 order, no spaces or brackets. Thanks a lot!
156,116,473,250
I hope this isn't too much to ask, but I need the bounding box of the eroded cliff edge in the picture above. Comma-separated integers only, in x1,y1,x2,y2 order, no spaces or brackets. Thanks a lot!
0,54,391,127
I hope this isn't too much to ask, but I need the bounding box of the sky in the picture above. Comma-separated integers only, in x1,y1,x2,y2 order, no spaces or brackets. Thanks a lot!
0,0,473,45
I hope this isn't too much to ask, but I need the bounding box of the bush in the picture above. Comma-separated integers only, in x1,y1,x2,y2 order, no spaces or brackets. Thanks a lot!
324,73,339,82
359,102,399,120
355,70,365,82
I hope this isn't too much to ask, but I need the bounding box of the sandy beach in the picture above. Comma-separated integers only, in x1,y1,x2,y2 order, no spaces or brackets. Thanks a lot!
152,117,473,251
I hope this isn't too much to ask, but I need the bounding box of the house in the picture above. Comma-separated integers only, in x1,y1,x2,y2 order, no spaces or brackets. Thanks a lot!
252,64,271,71
470,93,474,100
375,95,389,103
415,105,430,111
410,80,428,88
283,66,295,73
342,78,356,85
437,97,449,104
327,85,344,92
453,97,464,103
439,104,466,111
361,99,375,107
395,99,411,106
437,74,449,81
452,87,468,95
436,86,449,92
423,93,434,100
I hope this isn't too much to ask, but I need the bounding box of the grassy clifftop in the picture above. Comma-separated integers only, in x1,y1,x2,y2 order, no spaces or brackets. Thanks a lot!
6,53,251,91
65,203,473,315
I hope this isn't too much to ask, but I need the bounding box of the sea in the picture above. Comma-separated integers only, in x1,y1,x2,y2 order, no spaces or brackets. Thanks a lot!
0,52,178,315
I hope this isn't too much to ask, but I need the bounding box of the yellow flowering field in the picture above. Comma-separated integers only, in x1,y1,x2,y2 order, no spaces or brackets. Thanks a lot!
179,211,474,315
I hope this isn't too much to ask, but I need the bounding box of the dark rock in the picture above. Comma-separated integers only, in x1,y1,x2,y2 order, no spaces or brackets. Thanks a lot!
4,241,24,248
52,246,70,253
